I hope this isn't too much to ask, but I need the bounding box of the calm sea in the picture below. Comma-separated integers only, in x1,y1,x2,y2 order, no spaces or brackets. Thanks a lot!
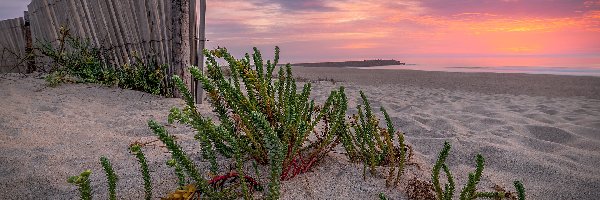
356,56,600,77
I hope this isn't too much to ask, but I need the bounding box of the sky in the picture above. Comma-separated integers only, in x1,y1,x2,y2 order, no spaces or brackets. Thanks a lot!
1,0,599,65
204,0,600,64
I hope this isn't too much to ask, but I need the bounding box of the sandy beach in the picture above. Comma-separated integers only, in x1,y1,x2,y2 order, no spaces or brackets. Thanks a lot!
1,67,599,199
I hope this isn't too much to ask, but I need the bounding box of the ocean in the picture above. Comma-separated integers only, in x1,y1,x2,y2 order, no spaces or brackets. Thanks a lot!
356,56,600,77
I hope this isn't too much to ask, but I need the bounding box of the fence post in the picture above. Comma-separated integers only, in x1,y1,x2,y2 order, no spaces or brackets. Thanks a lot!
171,0,192,98
194,0,206,104
23,11,35,73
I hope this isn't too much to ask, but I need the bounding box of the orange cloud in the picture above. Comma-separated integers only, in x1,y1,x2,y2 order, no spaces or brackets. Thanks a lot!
333,43,379,49
206,0,600,61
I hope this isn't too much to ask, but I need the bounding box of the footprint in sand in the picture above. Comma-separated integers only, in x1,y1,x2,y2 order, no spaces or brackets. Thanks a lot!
524,113,555,124
507,105,528,113
536,105,559,115
412,116,430,125
0,118,20,137
463,105,498,117
526,125,575,144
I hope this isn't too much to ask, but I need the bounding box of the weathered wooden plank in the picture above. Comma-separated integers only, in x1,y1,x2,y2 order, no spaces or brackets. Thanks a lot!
130,0,143,61
120,0,137,62
157,0,170,68
52,0,65,41
189,0,197,66
69,0,86,39
57,0,68,33
101,1,118,62
150,0,164,65
17,18,26,55
130,1,145,62
134,0,151,61
26,1,39,68
107,0,127,65
40,0,51,43
43,0,56,42
0,21,5,43
98,0,122,66
27,1,40,45
171,0,192,97
82,0,98,45
114,0,131,66
8,20,18,57
89,0,111,59
165,0,174,68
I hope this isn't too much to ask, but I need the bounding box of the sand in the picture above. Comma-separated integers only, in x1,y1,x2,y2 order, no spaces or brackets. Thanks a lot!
1,68,599,199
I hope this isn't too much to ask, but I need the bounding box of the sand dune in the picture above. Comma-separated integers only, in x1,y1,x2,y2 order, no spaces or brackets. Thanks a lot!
1,68,599,199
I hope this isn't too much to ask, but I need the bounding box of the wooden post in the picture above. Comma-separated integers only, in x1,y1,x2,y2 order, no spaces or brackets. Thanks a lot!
171,0,192,98
194,0,206,104
23,11,35,73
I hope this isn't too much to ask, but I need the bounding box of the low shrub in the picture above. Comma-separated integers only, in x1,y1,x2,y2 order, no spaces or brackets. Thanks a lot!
64,46,525,200
432,141,526,200
339,91,408,187
166,46,348,198
38,27,171,96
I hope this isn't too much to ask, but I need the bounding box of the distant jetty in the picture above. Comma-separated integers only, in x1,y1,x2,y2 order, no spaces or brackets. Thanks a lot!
292,59,405,67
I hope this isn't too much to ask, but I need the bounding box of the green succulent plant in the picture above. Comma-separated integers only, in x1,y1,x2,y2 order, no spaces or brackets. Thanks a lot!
67,169,93,200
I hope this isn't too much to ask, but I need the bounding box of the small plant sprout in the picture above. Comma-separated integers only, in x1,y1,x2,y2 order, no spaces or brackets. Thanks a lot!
432,141,452,200
100,157,118,200
339,91,408,186
129,144,152,200
514,180,526,200
379,192,389,200
459,154,485,200
166,158,186,188
147,120,213,195
67,169,93,200
432,141,526,200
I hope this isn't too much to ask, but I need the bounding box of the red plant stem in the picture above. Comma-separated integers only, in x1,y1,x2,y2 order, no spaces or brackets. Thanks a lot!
282,139,294,176
280,137,339,181
280,149,321,181
208,172,260,189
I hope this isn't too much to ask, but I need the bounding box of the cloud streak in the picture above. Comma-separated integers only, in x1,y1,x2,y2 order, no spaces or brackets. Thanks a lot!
205,0,600,62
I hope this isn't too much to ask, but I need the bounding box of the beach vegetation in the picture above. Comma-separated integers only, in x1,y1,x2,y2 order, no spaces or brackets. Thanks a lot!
66,169,93,200
166,158,187,188
100,156,119,200
38,27,171,96
514,181,526,200
338,91,408,187
129,144,153,200
432,141,526,200
379,192,389,200
166,46,349,198
64,46,525,200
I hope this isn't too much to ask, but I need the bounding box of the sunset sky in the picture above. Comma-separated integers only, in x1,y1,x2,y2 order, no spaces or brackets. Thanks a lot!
1,0,599,66
205,0,600,65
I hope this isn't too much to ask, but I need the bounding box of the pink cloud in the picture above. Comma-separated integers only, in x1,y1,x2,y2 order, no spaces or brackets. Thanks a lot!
206,0,600,62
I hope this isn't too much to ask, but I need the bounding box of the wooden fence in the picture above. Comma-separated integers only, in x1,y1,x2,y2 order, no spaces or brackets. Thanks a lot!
0,0,205,101
0,16,29,73
27,0,198,71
